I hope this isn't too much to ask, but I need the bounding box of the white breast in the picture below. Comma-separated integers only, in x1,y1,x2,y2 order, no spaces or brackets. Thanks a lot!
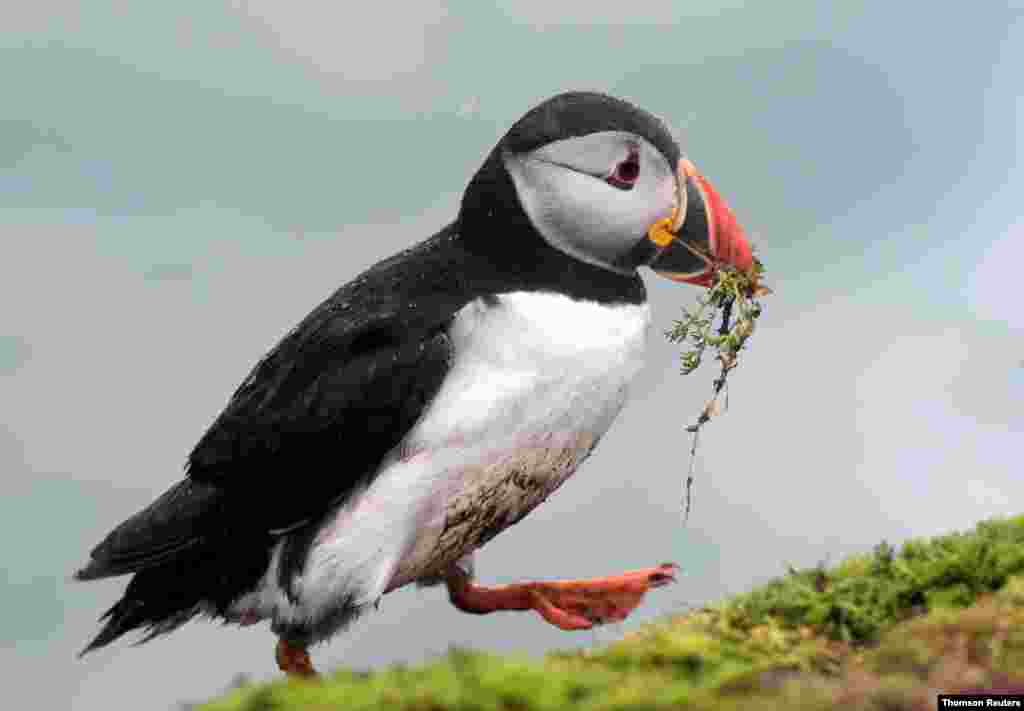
237,291,650,637
413,291,651,450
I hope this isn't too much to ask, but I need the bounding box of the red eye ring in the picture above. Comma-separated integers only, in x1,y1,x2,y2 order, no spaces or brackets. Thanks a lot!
606,152,640,190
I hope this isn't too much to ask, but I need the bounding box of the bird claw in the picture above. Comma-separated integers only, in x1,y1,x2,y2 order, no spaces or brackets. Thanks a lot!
647,562,680,587
526,562,679,629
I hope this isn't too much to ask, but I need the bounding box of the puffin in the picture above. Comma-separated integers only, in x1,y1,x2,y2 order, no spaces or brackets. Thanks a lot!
76,91,753,676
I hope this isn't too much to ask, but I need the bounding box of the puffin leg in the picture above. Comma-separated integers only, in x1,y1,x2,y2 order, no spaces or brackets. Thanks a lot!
445,562,678,630
275,638,317,678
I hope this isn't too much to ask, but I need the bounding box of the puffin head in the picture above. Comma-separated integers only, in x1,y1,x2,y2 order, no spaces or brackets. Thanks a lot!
461,92,752,288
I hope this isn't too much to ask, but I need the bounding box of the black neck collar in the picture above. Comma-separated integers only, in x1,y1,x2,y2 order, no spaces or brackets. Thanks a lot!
455,149,647,307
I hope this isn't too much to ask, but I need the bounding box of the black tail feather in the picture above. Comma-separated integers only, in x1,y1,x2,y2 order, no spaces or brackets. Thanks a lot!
76,479,250,655
80,599,147,657
75,480,216,583
79,580,204,656
78,531,274,656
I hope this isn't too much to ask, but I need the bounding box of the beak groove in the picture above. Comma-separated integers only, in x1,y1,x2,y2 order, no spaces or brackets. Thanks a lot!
650,159,753,286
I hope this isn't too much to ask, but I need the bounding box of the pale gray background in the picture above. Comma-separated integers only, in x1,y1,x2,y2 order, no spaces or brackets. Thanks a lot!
2,2,1022,709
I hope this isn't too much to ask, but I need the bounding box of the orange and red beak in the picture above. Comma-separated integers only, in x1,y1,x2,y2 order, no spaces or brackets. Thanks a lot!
648,159,753,286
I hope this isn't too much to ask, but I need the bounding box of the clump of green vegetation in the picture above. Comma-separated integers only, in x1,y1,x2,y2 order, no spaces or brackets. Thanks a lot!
202,515,1024,711
665,259,769,378
725,515,1024,643
664,258,771,518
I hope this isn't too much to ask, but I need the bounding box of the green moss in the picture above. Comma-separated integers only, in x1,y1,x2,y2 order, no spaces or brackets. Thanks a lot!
725,515,1024,643
202,515,1024,710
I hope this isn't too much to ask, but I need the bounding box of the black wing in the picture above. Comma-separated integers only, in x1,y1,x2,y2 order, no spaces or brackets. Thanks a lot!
77,229,465,582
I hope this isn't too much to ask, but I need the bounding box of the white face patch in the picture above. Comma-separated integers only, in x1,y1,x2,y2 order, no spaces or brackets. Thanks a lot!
504,131,679,273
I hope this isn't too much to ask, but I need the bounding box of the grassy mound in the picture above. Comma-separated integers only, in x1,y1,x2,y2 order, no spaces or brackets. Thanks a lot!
202,515,1024,710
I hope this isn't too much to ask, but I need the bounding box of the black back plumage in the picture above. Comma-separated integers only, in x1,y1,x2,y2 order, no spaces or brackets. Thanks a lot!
77,228,473,652
78,92,672,652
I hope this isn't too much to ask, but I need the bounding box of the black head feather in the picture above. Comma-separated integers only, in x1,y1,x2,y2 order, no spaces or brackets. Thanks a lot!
501,91,681,166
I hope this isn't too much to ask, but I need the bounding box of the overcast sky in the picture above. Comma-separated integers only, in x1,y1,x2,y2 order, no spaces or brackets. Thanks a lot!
2,2,1022,709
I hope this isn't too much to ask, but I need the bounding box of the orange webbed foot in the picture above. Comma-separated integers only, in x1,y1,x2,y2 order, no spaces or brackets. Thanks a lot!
446,563,678,630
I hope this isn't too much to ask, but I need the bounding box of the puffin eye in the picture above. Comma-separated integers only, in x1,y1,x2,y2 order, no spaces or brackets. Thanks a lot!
606,152,640,190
